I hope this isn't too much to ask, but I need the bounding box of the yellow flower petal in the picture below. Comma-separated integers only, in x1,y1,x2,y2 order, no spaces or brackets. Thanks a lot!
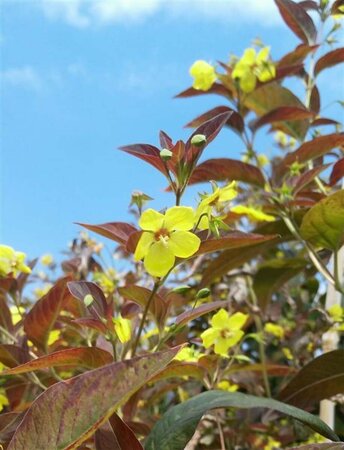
139,208,164,231
210,308,230,328
134,232,154,261
214,331,244,355
232,205,275,222
144,241,175,277
113,314,131,343
218,182,238,202
164,206,195,231
227,312,248,330
168,231,201,258
189,60,217,91
256,46,270,63
239,71,257,93
241,48,256,65
264,322,284,339
201,327,219,348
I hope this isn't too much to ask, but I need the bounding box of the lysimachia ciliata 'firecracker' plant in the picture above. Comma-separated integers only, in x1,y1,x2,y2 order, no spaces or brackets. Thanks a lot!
1,1,344,449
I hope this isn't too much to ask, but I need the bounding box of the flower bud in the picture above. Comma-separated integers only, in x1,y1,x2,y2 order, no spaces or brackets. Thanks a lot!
172,285,191,294
196,288,211,299
160,148,173,161
191,134,207,147
84,294,94,307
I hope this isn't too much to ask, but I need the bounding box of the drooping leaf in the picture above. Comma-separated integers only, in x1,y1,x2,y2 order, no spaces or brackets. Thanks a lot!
253,258,308,310
23,277,72,351
278,350,344,408
197,231,278,255
175,83,231,100
118,285,168,328
185,106,244,135
314,48,344,77
251,106,314,133
283,133,344,167
2,347,113,376
279,43,318,66
274,0,317,44
77,222,137,246
144,390,339,450
300,190,344,250
311,118,340,127
188,158,266,187
310,85,321,114
329,157,344,186
7,347,180,450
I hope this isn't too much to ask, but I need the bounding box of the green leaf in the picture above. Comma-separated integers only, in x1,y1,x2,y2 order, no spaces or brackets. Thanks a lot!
278,350,344,408
7,347,180,450
300,190,344,250
144,390,339,450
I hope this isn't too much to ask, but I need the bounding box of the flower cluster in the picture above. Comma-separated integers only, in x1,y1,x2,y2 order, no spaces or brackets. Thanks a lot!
189,60,217,91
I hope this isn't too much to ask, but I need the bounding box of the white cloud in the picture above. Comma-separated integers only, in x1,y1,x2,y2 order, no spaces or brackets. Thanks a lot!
1,66,42,91
36,0,282,28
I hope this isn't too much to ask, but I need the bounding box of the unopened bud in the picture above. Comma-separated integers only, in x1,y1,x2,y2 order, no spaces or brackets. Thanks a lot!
160,148,173,161
196,288,211,299
84,294,94,307
172,285,191,294
191,134,207,147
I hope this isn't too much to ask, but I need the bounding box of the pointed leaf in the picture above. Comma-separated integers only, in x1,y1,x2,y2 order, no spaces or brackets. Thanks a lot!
23,277,72,350
314,48,344,77
144,390,339,449
279,43,318,66
283,133,344,167
278,350,344,408
175,83,230,99
0,345,28,368
251,106,314,132
330,157,344,186
2,347,113,376
293,164,330,194
197,231,278,255
188,158,266,187
7,347,180,450
275,0,317,44
185,106,244,135
300,190,344,250
150,362,205,383
77,222,137,246
68,281,108,317
95,413,143,450
175,300,229,327
118,144,167,175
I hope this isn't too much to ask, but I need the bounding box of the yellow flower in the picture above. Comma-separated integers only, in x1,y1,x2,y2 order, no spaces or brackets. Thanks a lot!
189,60,217,91
201,309,248,357
217,380,239,392
47,330,60,346
264,436,281,450
0,245,31,277
113,314,131,343
0,391,9,413
282,347,293,360
174,346,204,362
10,306,25,325
41,254,54,266
196,182,237,230
257,153,269,167
134,206,201,277
93,269,117,295
328,304,344,322
232,47,276,93
264,322,285,339
231,205,275,222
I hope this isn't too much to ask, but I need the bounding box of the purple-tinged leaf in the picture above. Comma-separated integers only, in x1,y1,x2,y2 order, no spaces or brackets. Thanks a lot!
77,222,137,246
278,350,344,408
197,232,278,255
185,106,244,135
314,47,344,77
251,106,314,132
0,345,28,368
159,130,173,150
279,43,318,66
188,158,266,187
310,85,321,114
175,300,229,327
118,144,167,175
68,281,108,319
283,133,344,166
175,83,230,99
2,347,113,376
274,0,317,44
150,362,205,383
7,347,181,450
311,118,340,127
24,277,72,351
97,413,143,450
292,164,330,194
329,157,344,185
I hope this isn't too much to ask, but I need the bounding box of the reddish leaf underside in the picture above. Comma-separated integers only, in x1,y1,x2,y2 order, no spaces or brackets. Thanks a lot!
314,47,344,77
7,347,180,450
197,232,278,255
77,222,137,246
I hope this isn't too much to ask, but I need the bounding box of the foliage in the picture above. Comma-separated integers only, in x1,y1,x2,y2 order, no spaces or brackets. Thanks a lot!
1,0,344,449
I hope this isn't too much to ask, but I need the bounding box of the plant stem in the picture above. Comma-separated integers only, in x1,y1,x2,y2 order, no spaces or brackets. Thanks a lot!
245,276,271,398
132,281,160,357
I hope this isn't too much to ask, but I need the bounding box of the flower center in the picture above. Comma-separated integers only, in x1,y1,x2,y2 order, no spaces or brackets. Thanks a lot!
154,228,170,244
220,328,233,339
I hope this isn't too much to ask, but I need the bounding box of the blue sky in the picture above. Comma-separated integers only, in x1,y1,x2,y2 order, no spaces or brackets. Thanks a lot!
1,0,343,260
